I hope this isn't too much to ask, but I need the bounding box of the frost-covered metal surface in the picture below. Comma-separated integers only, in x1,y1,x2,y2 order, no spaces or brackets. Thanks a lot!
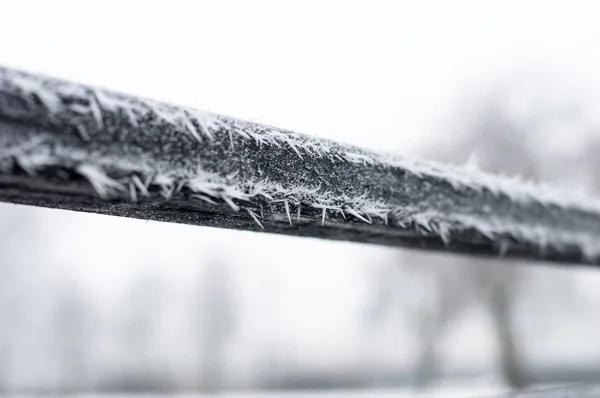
1,66,600,265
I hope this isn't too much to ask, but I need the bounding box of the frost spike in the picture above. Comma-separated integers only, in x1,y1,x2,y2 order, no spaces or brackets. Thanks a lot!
191,194,218,205
284,200,292,225
222,196,240,212
182,114,202,143
345,208,371,224
88,91,104,129
15,156,37,176
247,209,264,229
129,182,137,202
131,175,149,197
76,165,124,199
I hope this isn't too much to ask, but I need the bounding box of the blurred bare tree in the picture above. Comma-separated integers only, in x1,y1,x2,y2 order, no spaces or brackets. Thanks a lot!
114,274,169,391
194,258,237,392
369,78,585,389
0,211,19,391
53,282,90,393
437,85,540,389
412,262,473,387
0,209,36,391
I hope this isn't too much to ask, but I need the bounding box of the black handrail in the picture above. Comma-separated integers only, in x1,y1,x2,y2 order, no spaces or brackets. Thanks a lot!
1,66,599,265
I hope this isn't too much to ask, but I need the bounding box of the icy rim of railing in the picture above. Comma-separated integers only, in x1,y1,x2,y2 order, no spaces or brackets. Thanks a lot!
1,65,600,265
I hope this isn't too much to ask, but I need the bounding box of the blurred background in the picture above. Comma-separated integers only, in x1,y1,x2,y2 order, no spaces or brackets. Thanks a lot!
2,1,600,396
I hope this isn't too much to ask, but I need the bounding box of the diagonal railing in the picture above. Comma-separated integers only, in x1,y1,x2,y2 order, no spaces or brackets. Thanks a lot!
1,66,599,265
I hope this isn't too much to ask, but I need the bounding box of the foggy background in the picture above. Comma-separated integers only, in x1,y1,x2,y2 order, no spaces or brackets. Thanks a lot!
2,0,600,396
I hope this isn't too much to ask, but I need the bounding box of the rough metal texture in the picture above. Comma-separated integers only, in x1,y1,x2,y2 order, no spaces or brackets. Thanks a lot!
1,66,600,265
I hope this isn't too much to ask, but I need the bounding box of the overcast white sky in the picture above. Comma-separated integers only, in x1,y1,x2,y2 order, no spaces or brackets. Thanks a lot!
3,0,600,375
